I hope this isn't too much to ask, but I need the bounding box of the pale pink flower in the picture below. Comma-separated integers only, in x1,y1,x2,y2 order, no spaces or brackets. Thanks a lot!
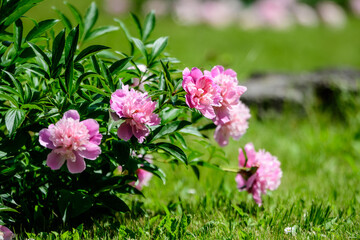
204,65,247,125
182,67,222,119
104,0,131,15
292,3,319,27
110,85,160,143
129,64,148,91
0,226,13,240
173,0,203,25
130,154,153,190
236,143,282,206
350,0,360,17
39,110,102,174
214,102,250,146
255,0,294,29
200,0,239,28
317,1,346,28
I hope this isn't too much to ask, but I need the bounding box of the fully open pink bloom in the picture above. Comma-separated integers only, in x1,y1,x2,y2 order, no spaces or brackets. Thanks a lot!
236,143,282,206
183,67,222,119
204,65,247,125
214,102,250,146
110,85,160,143
39,110,102,174
0,226,13,240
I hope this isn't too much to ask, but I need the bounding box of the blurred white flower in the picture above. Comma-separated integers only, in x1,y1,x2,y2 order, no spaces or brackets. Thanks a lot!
292,3,319,27
317,1,346,28
284,226,296,235
350,0,360,17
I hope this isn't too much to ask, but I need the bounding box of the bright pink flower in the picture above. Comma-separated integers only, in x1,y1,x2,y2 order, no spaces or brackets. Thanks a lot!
130,154,153,190
39,110,102,174
182,67,222,119
204,65,247,125
214,102,250,147
110,85,160,143
0,226,13,240
236,143,282,206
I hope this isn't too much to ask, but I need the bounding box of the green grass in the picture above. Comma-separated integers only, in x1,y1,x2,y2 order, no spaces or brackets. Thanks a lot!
20,1,360,239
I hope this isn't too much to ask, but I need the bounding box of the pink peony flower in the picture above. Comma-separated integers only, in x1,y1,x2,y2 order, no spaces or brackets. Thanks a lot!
130,154,153,190
39,110,102,174
110,85,160,143
214,102,250,147
0,226,13,240
182,67,222,119
204,65,247,125
236,143,282,206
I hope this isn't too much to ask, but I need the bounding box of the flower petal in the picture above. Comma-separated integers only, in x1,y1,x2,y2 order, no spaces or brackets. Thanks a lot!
63,110,80,120
214,125,229,147
67,153,86,173
81,119,102,145
46,151,65,170
39,128,56,149
117,122,133,141
77,142,101,160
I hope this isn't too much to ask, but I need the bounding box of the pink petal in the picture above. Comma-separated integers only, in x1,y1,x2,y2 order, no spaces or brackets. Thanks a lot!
214,125,229,147
117,122,133,141
39,128,55,149
46,151,65,170
224,68,237,77
132,124,149,143
0,225,13,240
235,174,246,191
67,153,86,173
190,67,203,81
77,142,101,160
81,119,102,145
63,110,80,120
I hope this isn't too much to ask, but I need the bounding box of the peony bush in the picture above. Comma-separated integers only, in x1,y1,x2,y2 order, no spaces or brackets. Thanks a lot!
0,0,281,235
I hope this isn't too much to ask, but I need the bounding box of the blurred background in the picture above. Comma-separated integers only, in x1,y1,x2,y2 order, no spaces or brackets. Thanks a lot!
24,0,360,224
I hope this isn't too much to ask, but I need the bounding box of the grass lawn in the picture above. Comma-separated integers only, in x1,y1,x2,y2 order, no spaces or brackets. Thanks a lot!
22,1,360,239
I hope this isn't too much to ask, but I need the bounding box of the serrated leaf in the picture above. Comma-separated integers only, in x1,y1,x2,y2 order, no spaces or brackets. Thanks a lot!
74,45,110,62
26,19,59,41
84,25,119,41
142,11,155,42
14,19,23,50
5,108,26,135
151,36,168,61
156,142,187,164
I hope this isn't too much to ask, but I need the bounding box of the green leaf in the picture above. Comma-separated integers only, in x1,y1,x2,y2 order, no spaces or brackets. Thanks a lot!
25,19,59,41
100,60,114,92
21,104,42,111
150,121,191,142
53,7,72,31
1,0,43,29
132,37,147,62
141,162,166,184
27,42,51,70
51,29,65,75
81,84,106,96
14,19,23,50
84,25,119,41
65,25,79,63
84,2,98,37
142,11,155,42
100,193,130,212
0,207,19,213
114,18,132,42
109,57,132,75
0,94,19,108
130,13,142,39
3,70,24,103
74,45,110,62
189,160,221,171
151,36,168,61
65,2,84,37
74,72,99,92
160,60,174,93
5,108,26,135
65,60,74,94
156,142,187,165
